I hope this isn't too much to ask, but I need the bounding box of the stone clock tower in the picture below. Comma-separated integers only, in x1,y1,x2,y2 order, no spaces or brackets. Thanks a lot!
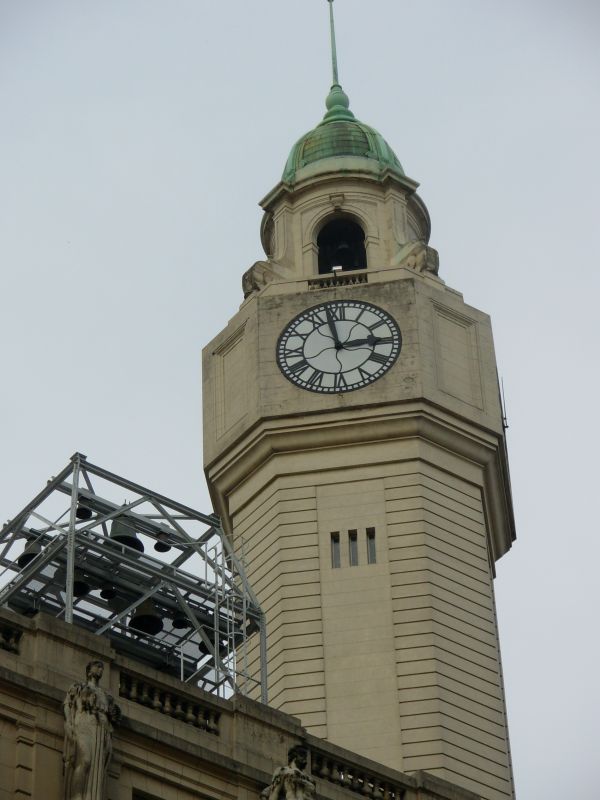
202,73,516,800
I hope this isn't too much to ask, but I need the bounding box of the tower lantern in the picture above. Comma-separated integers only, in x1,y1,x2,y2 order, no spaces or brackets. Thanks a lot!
203,5,516,799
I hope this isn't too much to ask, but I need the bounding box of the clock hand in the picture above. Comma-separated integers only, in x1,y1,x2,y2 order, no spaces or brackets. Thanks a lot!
324,306,342,349
343,335,382,348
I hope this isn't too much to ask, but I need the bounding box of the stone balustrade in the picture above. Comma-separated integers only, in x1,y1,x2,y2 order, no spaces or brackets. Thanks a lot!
119,669,220,735
310,748,406,800
307,738,481,800
308,272,368,290
0,619,24,654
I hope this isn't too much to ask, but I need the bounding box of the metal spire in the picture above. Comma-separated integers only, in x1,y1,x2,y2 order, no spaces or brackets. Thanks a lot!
323,0,354,120
323,0,353,121
327,0,339,85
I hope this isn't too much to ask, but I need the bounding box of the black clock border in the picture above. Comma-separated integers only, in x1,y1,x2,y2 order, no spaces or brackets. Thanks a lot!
276,299,402,394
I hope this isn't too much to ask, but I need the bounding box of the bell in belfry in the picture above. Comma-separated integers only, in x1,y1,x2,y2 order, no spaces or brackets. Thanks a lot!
17,534,42,568
171,610,192,629
73,569,91,598
75,503,93,521
153,531,171,553
129,598,163,635
109,517,144,552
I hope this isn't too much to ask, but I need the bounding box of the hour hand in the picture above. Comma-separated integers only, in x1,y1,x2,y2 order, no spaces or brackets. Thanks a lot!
343,335,379,348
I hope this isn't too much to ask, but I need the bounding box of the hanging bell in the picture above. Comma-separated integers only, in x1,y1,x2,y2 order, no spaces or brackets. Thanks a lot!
332,240,352,268
17,535,42,569
73,569,91,598
154,532,171,553
129,599,163,635
109,518,144,552
76,503,93,521
55,566,91,597
171,611,192,630
107,594,131,615
100,583,117,600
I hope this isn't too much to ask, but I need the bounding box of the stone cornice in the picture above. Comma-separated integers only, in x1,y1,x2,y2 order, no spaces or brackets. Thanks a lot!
260,169,419,212
206,400,515,563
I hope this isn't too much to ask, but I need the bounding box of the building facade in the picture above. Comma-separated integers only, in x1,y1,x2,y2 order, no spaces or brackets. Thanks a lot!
0,607,479,800
203,83,516,800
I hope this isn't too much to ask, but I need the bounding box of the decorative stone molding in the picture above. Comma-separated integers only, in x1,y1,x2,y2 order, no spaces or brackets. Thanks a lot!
119,670,220,735
304,199,377,252
261,213,275,258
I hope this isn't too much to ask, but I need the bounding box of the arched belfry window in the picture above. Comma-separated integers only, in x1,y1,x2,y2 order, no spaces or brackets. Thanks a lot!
317,218,367,275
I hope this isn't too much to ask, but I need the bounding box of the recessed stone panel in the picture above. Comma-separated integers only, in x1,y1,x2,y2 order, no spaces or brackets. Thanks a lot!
432,303,483,409
214,323,247,438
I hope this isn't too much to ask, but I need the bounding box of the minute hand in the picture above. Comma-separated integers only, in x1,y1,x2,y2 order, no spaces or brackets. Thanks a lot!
324,307,342,348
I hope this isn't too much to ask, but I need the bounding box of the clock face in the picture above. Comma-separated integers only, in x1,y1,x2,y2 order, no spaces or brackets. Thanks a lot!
276,300,402,393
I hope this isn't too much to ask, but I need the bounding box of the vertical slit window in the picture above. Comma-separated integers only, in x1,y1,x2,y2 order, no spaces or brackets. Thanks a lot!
367,527,376,564
348,530,358,566
331,532,341,569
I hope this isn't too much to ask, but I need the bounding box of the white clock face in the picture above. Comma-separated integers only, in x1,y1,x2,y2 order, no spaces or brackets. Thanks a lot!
276,300,402,393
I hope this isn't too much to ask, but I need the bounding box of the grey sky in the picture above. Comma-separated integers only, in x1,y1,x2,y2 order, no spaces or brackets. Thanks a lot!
1,1,599,796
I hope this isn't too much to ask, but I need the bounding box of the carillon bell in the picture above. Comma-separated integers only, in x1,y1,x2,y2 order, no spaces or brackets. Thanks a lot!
17,535,42,569
107,594,130,615
54,566,91,597
73,569,91,598
332,240,352,268
109,518,144,552
154,532,171,553
76,503,93,521
100,583,117,600
171,611,192,630
129,599,163,635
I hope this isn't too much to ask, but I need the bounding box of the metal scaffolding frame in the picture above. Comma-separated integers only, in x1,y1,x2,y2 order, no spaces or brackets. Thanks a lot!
0,453,267,701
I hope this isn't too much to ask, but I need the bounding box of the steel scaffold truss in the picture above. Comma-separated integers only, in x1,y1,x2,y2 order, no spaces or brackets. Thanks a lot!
0,453,267,701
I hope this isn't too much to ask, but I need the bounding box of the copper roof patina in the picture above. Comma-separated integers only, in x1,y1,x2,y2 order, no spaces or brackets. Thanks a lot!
283,84,405,184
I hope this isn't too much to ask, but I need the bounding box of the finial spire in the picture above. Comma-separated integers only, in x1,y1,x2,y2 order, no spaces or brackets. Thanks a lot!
327,0,339,86
323,1,354,121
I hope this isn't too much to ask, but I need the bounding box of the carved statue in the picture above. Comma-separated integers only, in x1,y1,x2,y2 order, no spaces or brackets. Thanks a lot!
242,260,290,298
393,240,440,275
243,261,271,297
63,660,121,800
261,745,316,800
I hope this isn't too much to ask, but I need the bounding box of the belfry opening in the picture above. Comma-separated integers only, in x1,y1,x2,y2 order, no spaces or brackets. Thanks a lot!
317,218,367,274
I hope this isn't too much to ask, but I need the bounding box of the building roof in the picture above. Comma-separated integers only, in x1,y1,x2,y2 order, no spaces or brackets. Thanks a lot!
282,84,405,184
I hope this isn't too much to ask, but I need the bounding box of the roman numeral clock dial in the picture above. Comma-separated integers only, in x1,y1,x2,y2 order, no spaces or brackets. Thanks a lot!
276,300,402,393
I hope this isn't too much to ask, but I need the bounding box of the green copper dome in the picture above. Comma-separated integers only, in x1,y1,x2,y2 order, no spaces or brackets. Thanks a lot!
283,85,405,184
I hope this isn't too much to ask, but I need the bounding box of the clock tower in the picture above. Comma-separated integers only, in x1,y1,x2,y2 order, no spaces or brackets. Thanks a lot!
202,22,516,800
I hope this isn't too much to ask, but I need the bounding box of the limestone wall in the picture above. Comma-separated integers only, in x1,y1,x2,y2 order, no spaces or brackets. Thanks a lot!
225,442,514,799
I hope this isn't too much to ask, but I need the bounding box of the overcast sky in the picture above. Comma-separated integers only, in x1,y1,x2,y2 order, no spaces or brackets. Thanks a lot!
1,1,599,796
